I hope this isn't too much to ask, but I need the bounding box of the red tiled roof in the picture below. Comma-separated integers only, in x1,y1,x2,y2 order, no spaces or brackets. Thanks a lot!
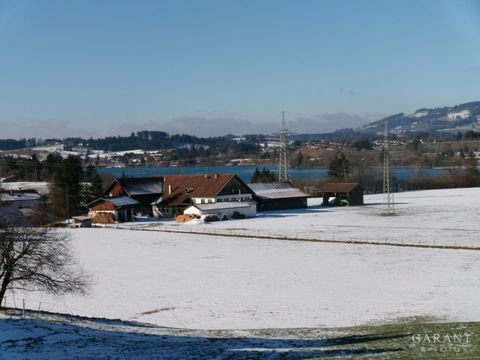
161,174,237,207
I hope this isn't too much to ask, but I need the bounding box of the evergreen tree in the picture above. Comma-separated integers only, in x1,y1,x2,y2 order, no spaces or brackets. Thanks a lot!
50,156,83,218
31,154,41,180
42,153,63,180
328,153,350,181
251,167,277,183
291,151,305,168
82,165,104,204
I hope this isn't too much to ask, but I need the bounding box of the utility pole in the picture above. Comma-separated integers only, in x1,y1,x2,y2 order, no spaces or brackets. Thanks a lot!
278,112,289,182
383,121,394,214
65,183,70,219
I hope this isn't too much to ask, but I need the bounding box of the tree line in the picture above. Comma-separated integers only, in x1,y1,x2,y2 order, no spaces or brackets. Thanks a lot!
326,151,480,193
1,155,104,220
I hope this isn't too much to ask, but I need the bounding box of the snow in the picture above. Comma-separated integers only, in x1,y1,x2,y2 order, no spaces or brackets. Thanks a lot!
0,312,369,359
4,188,480,332
112,149,146,156
408,110,429,118
0,192,41,202
4,188,480,331
0,181,49,196
30,144,63,152
10,232,480,329
134,187,480,248
447,109,471,120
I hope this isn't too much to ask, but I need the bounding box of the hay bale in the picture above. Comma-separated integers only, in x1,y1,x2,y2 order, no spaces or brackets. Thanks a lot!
92,212,115,224
176,214,194,223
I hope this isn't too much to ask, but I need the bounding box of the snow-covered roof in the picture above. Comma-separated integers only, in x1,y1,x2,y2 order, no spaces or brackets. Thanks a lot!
188,201,256,211
0,191,41,202
248,182,309,199
107,196,140,207
0,181,49,196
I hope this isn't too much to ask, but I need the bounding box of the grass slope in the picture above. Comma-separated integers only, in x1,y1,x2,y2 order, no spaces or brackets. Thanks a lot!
1,311,478,359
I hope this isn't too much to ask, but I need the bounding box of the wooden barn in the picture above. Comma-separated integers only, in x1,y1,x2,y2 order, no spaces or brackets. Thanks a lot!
317,183,364,206
248,182,309,211
87,196,141,223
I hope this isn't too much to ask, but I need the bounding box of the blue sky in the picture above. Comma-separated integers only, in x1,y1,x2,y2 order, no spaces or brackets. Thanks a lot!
1,0,480,138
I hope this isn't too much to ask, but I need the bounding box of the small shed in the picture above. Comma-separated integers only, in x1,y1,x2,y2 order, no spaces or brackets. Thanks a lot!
69,216,92,228
248,182,309,211
65,215,92,228
87,196,141,223
317,183,364,206
183,201,257,219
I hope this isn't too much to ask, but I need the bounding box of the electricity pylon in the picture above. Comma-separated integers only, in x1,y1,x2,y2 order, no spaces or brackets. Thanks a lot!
278,112,289,182
383,121,394,214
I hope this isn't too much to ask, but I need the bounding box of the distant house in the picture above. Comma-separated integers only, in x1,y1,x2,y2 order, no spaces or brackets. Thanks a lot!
104,176,163,215
317,183,364,206
248,182,309,211
183,201,257,219
87,196,142,223
153,174,253,217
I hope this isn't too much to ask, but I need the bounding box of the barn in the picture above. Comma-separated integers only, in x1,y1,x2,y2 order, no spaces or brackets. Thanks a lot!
317,182,364,206
87,196,141,223
183,201,257,219
248,182,309,211
104,177,163,215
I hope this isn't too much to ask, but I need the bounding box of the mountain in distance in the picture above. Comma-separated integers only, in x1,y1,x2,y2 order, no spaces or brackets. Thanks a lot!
359,101,480,136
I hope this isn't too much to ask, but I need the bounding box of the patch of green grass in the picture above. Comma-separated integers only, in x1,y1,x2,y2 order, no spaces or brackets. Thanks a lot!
242,319,479,359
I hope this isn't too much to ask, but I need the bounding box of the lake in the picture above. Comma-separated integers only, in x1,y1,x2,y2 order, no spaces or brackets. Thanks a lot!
98,165,451,183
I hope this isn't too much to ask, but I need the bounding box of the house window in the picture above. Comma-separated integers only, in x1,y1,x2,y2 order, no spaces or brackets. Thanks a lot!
201,199,205,204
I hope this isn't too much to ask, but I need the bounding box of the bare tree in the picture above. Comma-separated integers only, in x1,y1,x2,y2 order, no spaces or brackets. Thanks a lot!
0,217,89,307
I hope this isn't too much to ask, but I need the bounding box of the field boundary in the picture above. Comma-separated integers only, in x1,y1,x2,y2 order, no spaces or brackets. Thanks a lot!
109,224,480,251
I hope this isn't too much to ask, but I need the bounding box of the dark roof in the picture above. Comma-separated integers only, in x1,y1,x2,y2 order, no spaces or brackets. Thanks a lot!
317,183,362,193
88,196,140,209
248,182,309,200
160,174,240,207
108,177,164,196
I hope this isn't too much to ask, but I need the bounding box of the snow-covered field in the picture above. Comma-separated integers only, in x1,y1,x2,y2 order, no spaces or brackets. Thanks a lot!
129,187,480,248
3,187,480,333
